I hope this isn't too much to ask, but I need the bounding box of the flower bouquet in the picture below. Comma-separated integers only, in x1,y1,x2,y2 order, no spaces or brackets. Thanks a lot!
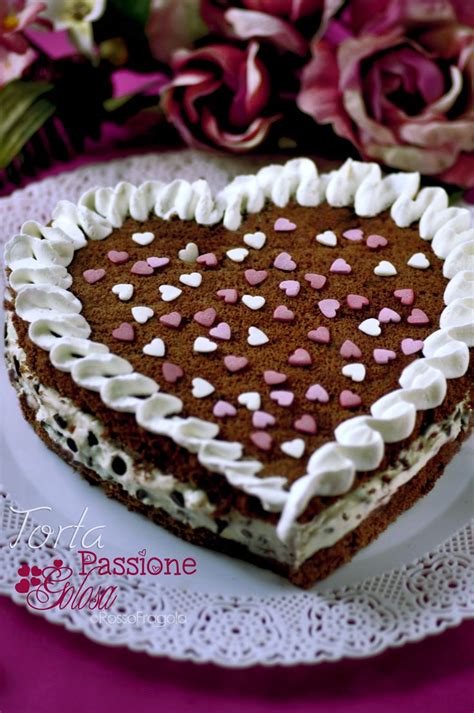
0,0,473,191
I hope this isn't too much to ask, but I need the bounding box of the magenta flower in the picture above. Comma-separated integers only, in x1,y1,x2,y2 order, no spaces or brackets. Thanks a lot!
161,42,279,152
0,1,48,87
298,0,474,187
201,0,344,55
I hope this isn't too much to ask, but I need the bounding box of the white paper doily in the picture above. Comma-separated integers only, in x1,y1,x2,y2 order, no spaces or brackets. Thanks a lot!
1,151,473,667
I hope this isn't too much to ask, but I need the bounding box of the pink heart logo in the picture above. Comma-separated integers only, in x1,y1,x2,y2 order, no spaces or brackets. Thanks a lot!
138,549,147,556
307,327,330,344
263,370,287,385
330,258,351,274
147,256,170,269
274,217,296,232
339,390,362,409
305,384,329,403
162,362,184,383
288,348,312,367
347,294,369,310
279,280,300,297
394,288,415,306
194,307,216,327
213,400,237,418
112,322,135,342
401,338,424,355
270,390,294,407
340,340,362,359
15,579,30,594
342,228,364,241
250,431,273,451
216,288,239,304
17,564,30,577
160,311,182,328
209,322,231,340
30,577,41,587
273,305,295,322
366,234,388,249
31,566,43,577
53,559,63,568
378,307,401,323
107,250,129,264
273,252,296,271
304,273,326,290
252,411,276,429
197,252,218,267
318,299,340,319
131,260,154,276
224,355,248,372
245,269,268,286
294,414,317,435
373,348,397,364
83,268,106,284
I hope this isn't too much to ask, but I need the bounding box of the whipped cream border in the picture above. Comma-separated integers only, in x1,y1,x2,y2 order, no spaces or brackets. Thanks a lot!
4,158,473,543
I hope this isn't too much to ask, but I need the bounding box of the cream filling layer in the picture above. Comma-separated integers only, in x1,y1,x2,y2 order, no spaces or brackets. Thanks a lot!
5,310,470,570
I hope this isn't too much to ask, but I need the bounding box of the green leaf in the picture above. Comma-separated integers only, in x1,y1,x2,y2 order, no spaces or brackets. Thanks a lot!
109,0,151,26
0,81,55,168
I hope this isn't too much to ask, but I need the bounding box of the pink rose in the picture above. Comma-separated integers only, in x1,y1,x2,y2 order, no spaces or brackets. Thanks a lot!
201,0,344,55
0,1,47,86
298,0,474,186
161,42,279,152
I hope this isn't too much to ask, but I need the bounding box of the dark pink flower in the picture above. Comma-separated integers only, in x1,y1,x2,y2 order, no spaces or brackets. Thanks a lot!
161,42,279,152
201,0,344,55
0,1,47,86
298,0,474,186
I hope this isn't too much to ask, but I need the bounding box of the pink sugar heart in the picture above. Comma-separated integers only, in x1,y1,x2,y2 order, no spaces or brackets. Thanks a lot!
374,348,397,364
112,322,134,342
330,258,352,274
252,410,276,429
224,355,248,372
197,252,218,267
264,370,287,385
245,269,268,286
107,250,129,265
250,431,273,451
209,321,231,340
270,390,294,407
401,338,424,355
194,307,217,327
342,228,364,241
160,311,182,328
213,400,237,418
407,308,430,325
83,268,106,284
217,288,238,304
294,414,317,435
273,251,296,271
288,348,312,366
162,362,183,383
304,273,326,290
366,234,388,249
305,384,329,403
347,294,369,310
131,260,154,276
394,288,415,306
274,217,296,232
146,256,170,269
318,299,340,319
339,390,362,409
273,305,295,322
307,326,331,344
340,339,362,359
378,307,401,323
279,280,300,297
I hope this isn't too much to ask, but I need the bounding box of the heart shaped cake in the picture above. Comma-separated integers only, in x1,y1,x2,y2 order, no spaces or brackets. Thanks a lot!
4,158,473,588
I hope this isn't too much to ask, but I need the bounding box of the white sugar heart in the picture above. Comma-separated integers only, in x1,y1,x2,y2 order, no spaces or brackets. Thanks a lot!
342,363,366,382
179,272,202,288
178,242,199,263
359,318,381,336
374,260,397,276
142,338,165,357
226,247,249,263
407,252,430,270
111,283,134,301
193,336,218,353
247,326,269,346
242,294,265,310
192,377,215,398
281,439,305,459
159,284,182,302
238,392,261,411
132,231,154,246
243,231,266,250
316,230,337,247
131,306,154,324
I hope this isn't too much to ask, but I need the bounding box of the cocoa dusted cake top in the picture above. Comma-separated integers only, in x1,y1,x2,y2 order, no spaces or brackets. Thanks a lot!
5,158,473,540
